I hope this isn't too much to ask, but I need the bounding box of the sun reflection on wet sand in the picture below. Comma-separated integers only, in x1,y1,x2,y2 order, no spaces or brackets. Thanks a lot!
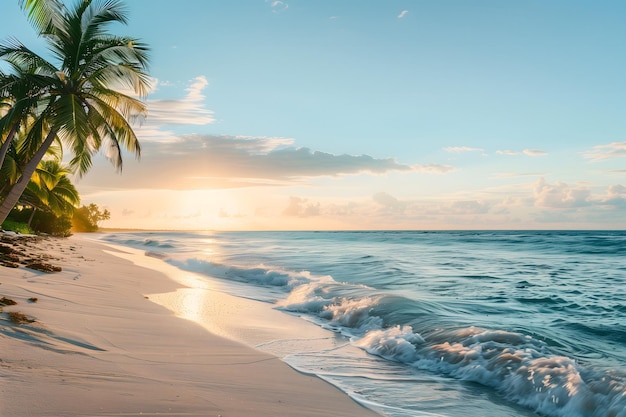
101,242,340,351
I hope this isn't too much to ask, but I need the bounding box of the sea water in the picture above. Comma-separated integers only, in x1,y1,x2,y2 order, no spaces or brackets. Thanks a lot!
100,231,626,417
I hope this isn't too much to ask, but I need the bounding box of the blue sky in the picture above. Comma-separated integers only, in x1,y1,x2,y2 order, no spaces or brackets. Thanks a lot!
2,0,626,230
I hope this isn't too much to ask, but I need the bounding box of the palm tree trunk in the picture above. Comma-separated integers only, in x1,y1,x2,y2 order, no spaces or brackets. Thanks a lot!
0,124,19,170
0,129,57,225
27,206,37,228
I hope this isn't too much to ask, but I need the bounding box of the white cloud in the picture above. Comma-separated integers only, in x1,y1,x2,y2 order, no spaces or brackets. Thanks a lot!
398,10,409,18
608,184,626,196
497,149,547,156
268,0,288,12
533,177,592,209
229,135,294,153
413,164,456,174
146,76,215,127
523,149,547,156
156,80,175,88
600,184,626,207
496,150,519,156
444,146,483,153
584,142,626,161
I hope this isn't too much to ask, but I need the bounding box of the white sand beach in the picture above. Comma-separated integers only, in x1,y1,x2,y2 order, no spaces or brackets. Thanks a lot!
0,234,379,417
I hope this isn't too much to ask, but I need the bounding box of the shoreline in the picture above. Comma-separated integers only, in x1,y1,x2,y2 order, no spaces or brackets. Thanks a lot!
0,233,380,416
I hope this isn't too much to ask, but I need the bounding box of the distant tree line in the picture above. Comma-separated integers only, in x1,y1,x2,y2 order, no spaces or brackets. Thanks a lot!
6,203,111,236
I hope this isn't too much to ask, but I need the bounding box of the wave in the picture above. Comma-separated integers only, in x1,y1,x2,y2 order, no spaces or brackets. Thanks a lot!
168,257,333,290
102,232,626,417
171,257,626,417
278,278,626,417
358,326,626,417
102,234,178,249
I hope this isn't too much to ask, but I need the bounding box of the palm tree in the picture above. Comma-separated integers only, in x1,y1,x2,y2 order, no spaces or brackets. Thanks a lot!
0,123,78,230
0,64,53,173
22,159,81,228
0,124,63,198
0,0,150,224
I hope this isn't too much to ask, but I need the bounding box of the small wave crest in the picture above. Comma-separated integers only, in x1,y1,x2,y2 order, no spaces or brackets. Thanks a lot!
168,257,332,290
277,283,384,332
356,326,626,417
102,234,177,249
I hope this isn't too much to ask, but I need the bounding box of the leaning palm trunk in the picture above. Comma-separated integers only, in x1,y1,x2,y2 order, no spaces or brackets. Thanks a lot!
27,206,37,228
0,129,56,224
0,124,19,170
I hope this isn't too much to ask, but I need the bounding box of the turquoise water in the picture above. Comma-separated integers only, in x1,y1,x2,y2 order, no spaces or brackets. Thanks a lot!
101,231,626,417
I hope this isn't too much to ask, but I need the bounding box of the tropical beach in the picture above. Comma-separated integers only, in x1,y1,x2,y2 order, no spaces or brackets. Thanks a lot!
0,232,380,416
2,1,626,416
3,230,625,417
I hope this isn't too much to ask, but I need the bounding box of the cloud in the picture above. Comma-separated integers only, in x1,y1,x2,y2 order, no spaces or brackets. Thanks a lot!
78,134,428,190
283,197,320,217
413,164,456,174
145,76,215,127
600,184,626,207
398,10,409,18
492,172,544,179
584,142,626,161
444,146,483,153
523,149,547,156
496,149,547,156
268,0,288,12
533,177,592,209
607,184,626,196
447,200,490,214
496,150,518,156
371,192,491,217
373,192,406,213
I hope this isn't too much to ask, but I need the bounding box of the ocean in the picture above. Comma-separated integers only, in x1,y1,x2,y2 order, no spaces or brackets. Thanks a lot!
100,230,626,417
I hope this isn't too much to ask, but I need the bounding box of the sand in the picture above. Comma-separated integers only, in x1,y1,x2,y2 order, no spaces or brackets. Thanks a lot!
0,233,380,417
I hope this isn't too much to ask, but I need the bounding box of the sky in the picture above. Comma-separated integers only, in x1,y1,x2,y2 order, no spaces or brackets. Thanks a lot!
2,0,626,230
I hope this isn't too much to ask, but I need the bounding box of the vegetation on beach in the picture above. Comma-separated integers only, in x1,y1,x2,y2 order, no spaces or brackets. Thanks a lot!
0,233,62,270
0,219,32,234
0,296,34,325
0,296,18,306
4,202,108,235
7,311,35,324
0,0,151,234
72,203,111,232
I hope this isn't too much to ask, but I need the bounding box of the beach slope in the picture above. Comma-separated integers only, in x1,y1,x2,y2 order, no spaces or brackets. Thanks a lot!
0,234,378,417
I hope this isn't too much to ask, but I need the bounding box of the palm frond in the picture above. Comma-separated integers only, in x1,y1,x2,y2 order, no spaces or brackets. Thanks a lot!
87,94,141,155
19,0,66,35
82,0,129,40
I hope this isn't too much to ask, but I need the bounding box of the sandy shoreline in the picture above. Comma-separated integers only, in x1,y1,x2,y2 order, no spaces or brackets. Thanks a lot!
0,234,379,416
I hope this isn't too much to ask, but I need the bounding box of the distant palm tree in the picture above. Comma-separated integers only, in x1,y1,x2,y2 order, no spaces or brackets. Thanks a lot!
22,159,81,227
0,125,63,197
0,126,76,225
0,0,150,224
0,64,50,172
